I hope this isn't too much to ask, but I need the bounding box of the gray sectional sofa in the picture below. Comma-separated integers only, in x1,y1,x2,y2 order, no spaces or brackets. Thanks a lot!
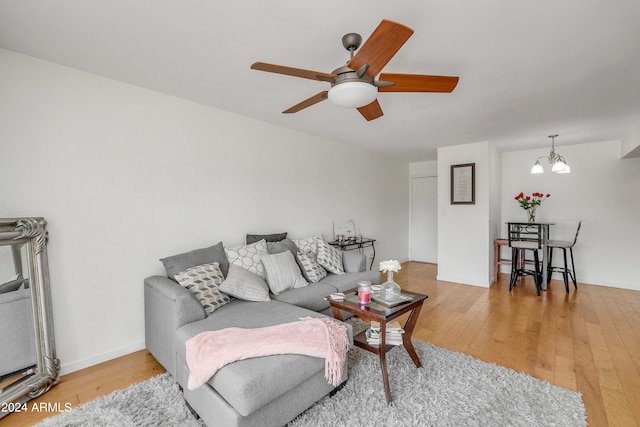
144,236,379,427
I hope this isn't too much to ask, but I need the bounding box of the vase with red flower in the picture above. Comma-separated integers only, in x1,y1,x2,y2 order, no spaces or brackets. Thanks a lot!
515,192,550,223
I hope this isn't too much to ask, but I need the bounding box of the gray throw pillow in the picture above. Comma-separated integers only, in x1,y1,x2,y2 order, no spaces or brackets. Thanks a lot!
246,232,287,245
219,264,271,302
267,238,298,255
160,242,229,279
261,251,308,295
268,238,307,278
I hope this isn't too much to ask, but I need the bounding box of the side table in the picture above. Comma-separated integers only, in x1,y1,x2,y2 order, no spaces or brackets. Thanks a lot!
328,238,376,270
327,288,428,403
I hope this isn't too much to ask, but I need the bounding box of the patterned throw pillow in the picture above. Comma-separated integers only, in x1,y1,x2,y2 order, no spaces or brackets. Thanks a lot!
174,263,232,315
261,251,308,295
296,250,328,283
292,234,322,255
316,240,345,275
224,239,268,279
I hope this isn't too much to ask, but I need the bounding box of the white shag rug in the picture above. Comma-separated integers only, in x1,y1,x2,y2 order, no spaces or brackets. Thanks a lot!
289,340,586,426
34,320,587,427
33,374,204,427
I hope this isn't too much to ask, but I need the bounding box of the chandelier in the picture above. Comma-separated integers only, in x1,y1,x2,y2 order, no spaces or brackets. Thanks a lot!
531,134,570,174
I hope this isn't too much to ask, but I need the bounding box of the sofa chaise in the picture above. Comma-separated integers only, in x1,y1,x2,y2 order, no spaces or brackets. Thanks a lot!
144,235,380,427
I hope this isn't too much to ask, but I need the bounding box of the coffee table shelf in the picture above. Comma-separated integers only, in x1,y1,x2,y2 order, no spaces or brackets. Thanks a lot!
353,330,396,353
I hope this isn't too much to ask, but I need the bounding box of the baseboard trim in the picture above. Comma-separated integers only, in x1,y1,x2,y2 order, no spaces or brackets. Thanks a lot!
436,274,490,288
59,340,146,376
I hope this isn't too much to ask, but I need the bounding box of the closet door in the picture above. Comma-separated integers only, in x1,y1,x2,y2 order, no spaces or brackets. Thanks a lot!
410,176,438,263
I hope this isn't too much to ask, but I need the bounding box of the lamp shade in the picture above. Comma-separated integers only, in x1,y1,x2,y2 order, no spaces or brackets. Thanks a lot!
531,161,544,174
328,82,377,108
557,164,571,174
551,160,566,172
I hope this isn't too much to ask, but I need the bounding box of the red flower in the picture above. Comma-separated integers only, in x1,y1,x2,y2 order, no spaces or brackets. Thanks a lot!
514,191,550,210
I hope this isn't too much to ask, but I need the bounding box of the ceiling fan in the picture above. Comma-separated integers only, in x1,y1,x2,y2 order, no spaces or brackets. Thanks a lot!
251,19,459,121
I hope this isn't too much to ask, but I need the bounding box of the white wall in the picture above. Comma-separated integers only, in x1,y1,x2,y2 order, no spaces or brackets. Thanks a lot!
621,124,640,158
437,141,492,287
0,49,409,373
501,140,640,290
488,143,502,268
409,160,438,177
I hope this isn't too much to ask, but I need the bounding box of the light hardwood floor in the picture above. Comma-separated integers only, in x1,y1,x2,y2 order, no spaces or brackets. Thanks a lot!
4,262,640,426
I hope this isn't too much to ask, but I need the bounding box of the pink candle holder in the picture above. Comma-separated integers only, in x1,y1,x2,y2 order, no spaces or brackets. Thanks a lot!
358,281,371,304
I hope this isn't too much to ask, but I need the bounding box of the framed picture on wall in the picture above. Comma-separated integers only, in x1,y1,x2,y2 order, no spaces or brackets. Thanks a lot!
451,163,475,204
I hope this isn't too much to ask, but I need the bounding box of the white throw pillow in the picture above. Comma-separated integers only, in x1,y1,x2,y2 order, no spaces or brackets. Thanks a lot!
316,239,345,275
296,250,328,283
224,239,268,279
292,233,322,255
174,262,232,315
261,251,308,295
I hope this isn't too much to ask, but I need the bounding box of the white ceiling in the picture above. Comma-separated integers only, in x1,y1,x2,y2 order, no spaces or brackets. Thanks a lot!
1,0,639,161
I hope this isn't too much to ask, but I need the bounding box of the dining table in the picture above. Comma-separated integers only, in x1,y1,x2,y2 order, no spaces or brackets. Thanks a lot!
507,221,555,291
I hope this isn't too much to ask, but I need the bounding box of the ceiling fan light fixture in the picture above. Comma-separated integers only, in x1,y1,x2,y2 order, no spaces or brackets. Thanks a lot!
328,81,377,108
251,20,459,120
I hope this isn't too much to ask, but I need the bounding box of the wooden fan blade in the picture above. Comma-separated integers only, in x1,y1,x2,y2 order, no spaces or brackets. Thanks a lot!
357,99,384,121
283,91,329,114
378,73,459,92
348,20,414,77
251,62,336,82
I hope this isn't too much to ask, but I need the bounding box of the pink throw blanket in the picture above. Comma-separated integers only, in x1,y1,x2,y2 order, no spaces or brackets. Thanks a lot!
185,317,349,390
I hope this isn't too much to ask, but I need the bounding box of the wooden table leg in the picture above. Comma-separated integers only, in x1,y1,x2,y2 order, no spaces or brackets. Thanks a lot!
402,305,423,368
330,306,344,321
379,321,393,403
379,350,393,403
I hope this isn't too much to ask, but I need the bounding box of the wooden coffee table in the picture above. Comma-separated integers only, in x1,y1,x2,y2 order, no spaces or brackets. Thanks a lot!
328,288,428,403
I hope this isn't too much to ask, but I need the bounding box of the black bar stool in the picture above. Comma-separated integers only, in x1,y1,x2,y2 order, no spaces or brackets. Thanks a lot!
508,223,543,296
547,220,582,292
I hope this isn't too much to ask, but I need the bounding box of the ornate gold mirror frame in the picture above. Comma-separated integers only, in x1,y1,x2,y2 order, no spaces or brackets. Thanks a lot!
0,217,59,418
